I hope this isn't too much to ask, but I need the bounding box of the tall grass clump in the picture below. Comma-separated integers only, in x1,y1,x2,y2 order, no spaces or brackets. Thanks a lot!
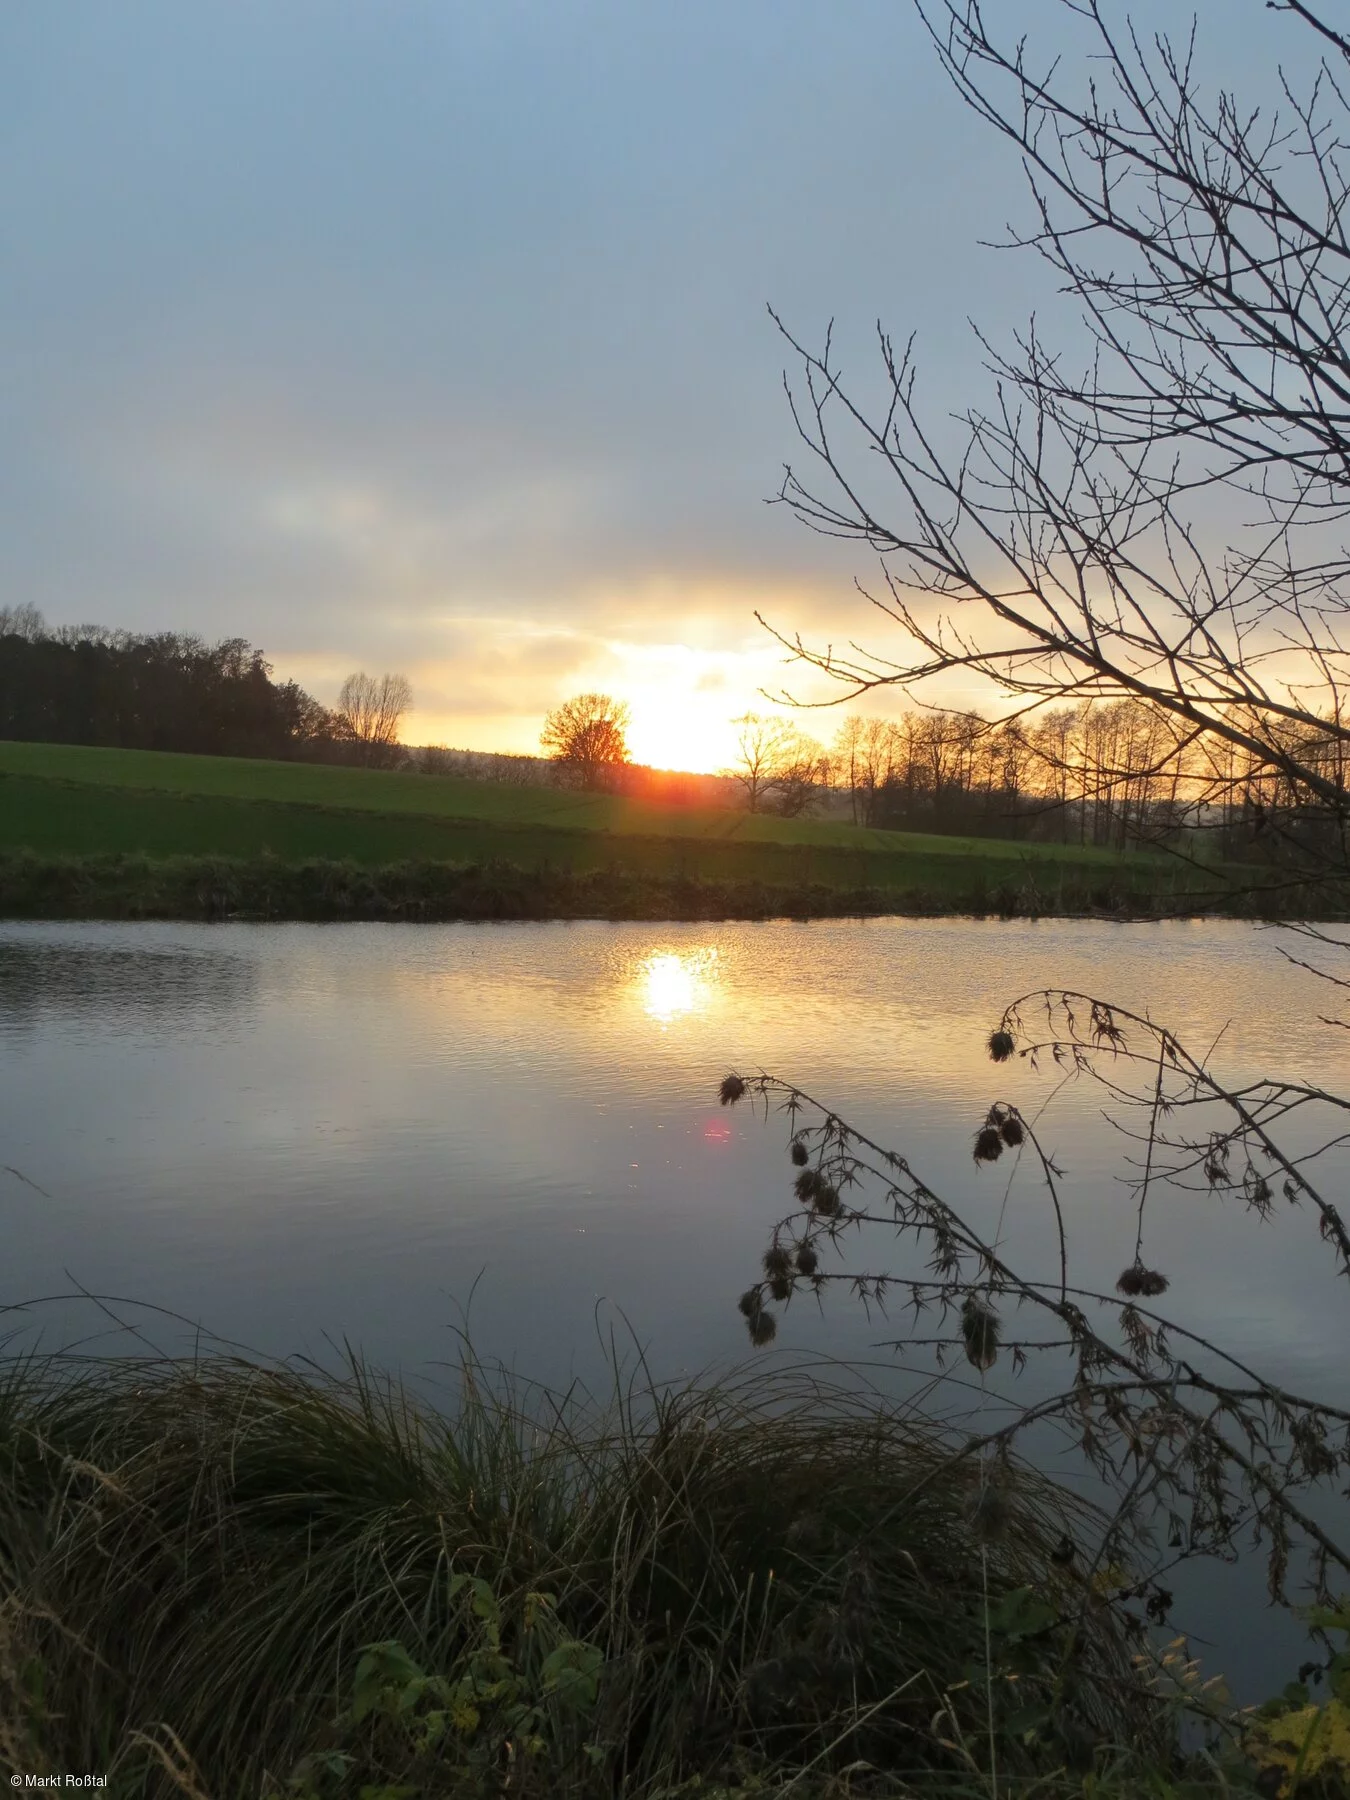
0,1345,1172,1797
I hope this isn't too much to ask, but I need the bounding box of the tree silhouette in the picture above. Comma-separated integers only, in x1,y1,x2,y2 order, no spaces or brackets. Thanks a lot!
540,692,632,790
334,672,412,768
725,713,827,815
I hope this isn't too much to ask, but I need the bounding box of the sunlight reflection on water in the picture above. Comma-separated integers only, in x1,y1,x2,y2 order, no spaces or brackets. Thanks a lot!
635,946,721,1024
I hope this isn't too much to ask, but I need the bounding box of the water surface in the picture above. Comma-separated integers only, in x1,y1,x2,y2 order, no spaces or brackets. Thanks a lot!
2,917,1346,1695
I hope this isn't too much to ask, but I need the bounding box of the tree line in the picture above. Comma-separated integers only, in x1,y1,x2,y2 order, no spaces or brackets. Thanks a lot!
749,702,1350,857
823,702,1196,847
0,608,411,767
537,687,1297,854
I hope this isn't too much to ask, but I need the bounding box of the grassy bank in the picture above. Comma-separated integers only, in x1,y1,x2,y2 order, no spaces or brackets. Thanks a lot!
0,849,1227,923
0,1350,1187,1797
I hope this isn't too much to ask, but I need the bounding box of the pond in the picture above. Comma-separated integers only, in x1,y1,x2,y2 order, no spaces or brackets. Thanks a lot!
2,916,1347,1698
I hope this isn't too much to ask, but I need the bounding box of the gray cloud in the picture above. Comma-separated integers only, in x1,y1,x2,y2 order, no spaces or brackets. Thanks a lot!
0,0,1294,752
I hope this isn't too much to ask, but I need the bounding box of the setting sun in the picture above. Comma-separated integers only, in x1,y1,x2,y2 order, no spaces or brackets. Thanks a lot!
597,637,791,774
623,699,742,774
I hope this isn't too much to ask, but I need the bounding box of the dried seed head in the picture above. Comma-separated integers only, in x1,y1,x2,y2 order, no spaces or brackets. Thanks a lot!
988,1029,1016,1063
790,1138,809,1167
973,1126,1004,1164
1144,1588,1175,1628
813,1182,841,1218
794,1168,823,1206
719,1074,747,1107
737,1287,763,1320
794,1244,819,1277
961,1294,1000,1371
768,1274,792,1302
763,1245,792,1280
1116,1262,1169,1299
999,1115,1024,1148
749,1310,777,1347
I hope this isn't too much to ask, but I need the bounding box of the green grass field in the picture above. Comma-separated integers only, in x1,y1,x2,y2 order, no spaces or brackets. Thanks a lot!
0,737,1148,856
0,739,1217,916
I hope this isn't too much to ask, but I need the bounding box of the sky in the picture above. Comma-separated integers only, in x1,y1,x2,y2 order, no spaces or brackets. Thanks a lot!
1,1,1300,771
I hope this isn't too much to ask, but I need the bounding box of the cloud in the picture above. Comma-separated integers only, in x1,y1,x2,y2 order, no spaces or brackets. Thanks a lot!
277,596,859,767
4,0,1264,763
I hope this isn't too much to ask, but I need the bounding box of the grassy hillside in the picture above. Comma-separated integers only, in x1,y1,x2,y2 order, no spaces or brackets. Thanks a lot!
0,738,1153,858
0,738,1157,858
0,739,1217,917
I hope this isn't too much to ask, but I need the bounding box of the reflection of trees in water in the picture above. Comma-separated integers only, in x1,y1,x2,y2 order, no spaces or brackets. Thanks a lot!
0,939,255,1027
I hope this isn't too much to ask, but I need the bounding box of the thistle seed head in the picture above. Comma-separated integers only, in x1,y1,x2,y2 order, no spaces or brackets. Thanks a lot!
719,1074,747,1107
749,1310,777,1347
999,1115,1025,1148
794,1244,819,1277
1116,1261,1169,1299
973,1126,1004,1164
737,1287,763,1319
988,1029,1016,1063
961,1294,1000,1371
813,1182,841,1217
768,1274,792,1302
794,1168,824,1206
763,1245,792,1280
790,1138,809,1167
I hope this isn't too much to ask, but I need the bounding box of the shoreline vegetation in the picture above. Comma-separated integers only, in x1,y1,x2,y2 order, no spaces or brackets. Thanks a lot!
1,1345,1220,1797
0,848,1276,924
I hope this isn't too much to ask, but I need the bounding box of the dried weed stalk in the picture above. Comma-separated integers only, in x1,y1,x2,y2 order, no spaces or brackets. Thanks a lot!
721,981,1350,1647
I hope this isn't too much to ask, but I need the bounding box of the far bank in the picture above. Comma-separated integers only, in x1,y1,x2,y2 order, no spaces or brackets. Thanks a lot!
0,848,1289,922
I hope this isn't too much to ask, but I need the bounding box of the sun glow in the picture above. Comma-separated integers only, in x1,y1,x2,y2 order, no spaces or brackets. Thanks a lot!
609,640,783,774
624,700,740,775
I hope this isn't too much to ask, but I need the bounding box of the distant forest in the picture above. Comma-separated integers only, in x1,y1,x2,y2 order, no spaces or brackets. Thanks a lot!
0,606,342,763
